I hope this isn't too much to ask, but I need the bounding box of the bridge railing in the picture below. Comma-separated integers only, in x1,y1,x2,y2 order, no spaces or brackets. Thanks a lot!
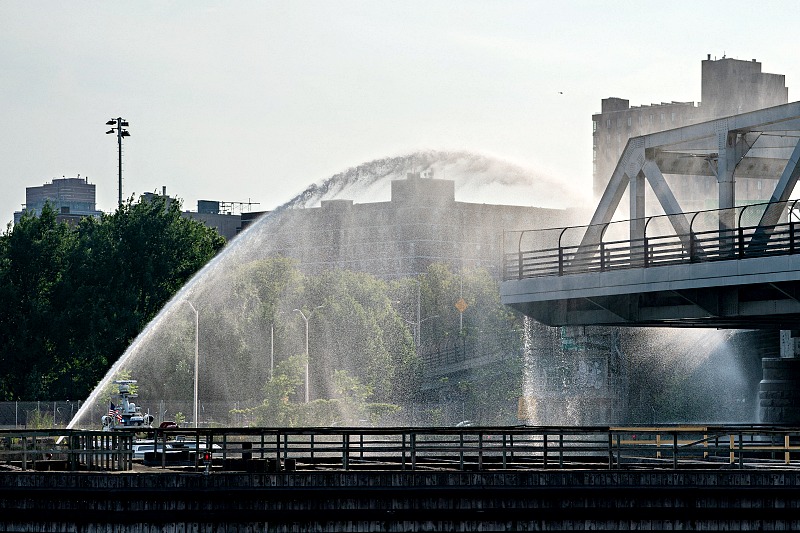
3,425,800,471
0,429,133,471
504,199,800,280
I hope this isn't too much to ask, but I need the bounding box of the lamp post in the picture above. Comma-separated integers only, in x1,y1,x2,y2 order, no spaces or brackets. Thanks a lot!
270,323,275,380
105,117,130,208
185,300,199,428
294,306,323,403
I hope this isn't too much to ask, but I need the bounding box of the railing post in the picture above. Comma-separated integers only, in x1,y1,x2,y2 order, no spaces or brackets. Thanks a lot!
342,433,349,470
785,434,791,465
401,433,406,470
276,431,282,466
600,242,606,271
478,433,483,471
608,432,613,469
673,432,678,470
542,433,548,468
518,251,523,280
643,237,649,267
689,232,696,262
459,433,464,470
738,227,745,258
410,433,416,470
791,222,796,254
558,247,564,276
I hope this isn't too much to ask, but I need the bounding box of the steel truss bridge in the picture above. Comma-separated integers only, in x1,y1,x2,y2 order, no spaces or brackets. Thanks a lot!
501,101,800,329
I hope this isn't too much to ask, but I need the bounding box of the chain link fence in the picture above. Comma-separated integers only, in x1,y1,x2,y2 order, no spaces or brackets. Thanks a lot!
0,400,257,429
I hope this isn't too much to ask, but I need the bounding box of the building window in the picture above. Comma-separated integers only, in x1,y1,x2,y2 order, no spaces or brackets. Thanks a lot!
671,112,676,122
607,119,612,129
593,120,597,133
660,113,665,122
627,117,632,127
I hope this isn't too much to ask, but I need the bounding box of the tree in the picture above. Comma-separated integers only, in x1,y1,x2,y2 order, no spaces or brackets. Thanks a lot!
0,204,76,399
0,197,225,401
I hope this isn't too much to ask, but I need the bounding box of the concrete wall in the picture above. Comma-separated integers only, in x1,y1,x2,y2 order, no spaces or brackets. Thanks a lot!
2,470,799,531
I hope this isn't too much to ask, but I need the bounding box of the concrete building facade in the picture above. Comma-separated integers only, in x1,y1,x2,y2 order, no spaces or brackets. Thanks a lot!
14,176,103,224
592,56,789,212
262,172,575,280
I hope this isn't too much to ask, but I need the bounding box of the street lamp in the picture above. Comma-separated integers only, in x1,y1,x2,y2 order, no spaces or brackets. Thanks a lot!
185,300,199,428
105,117,131,208
294,305,323,403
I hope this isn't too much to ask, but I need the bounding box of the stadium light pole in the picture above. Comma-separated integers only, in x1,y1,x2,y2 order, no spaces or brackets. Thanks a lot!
105,117,130,208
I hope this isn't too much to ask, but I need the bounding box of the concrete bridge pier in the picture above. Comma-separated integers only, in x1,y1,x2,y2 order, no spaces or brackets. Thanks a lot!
759,330,800,424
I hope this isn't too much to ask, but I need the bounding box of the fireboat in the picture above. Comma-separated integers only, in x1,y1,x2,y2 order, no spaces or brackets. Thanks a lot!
101,380,155,430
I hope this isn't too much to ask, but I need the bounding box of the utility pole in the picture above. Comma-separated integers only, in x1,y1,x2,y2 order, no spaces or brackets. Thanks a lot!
105,117,131,208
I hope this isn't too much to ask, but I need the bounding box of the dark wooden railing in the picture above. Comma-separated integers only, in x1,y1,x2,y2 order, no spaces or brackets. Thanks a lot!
4,425,800,472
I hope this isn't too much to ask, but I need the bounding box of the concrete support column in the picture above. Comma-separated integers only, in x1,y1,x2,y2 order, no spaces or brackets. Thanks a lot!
780,330,800,358
760,331,800,423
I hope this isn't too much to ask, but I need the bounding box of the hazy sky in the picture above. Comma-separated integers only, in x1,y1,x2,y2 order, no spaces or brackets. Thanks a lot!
2,1,798,225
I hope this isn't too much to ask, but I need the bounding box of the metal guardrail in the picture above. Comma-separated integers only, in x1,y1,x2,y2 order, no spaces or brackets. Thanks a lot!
504,200,800,280
0,429,133,471
4,425,798,472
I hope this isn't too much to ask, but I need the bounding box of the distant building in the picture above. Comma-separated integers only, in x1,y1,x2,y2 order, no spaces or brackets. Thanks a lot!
14,176,103,225
262,172,578,279
592,56,789,211
182,198,266,241
139,187,265,241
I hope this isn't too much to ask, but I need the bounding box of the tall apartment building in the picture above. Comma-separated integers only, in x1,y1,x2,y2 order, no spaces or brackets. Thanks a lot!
14,176,103,224
592,56,789,212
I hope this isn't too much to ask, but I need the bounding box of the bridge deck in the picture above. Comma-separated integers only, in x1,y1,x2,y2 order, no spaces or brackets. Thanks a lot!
501,201,800,328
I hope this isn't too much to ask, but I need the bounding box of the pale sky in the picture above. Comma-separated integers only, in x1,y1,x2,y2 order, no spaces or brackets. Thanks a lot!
1,1,798,226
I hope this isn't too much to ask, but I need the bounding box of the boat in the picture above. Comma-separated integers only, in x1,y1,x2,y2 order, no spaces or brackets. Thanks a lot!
101,380,220,462
101,380,155,430
131,436,221,460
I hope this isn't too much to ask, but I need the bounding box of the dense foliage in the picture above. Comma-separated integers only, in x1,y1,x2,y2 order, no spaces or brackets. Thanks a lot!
0,198,226,401
118,254,524,427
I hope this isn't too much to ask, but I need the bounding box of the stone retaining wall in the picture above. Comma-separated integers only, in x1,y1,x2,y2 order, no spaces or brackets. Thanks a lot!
1,470,798,531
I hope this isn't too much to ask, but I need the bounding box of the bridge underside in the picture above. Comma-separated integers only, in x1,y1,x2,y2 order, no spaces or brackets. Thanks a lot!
502,254,800,329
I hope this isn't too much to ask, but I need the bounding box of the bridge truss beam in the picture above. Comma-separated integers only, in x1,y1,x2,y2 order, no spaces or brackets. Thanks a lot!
501,102,800,329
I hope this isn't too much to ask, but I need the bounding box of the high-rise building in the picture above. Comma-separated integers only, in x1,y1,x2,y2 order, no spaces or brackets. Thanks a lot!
592,56,789,211
14,176,103,224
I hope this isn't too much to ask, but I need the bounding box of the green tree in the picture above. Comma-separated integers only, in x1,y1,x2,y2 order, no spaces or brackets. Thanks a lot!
244,354,308,426
304,269,417,403
0,196,225,401
0,204,76,399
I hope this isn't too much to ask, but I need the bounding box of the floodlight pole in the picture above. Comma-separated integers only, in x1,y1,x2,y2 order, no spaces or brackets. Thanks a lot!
117,122,123,207
105,117,130,208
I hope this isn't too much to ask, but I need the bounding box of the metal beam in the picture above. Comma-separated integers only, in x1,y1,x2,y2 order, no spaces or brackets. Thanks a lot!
641,159,693,250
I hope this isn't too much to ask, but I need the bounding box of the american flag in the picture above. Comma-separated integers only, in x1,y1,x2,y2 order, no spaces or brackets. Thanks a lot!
108,402,122,422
